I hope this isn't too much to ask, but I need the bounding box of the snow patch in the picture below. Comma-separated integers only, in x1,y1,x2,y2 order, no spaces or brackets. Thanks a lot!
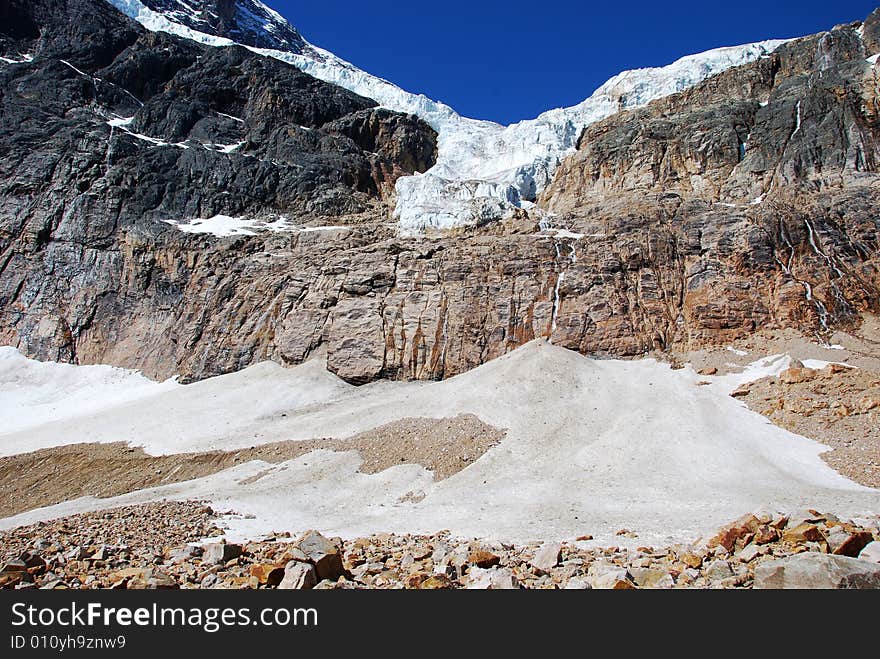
165,214,284,236
59,59,90,77
107,116,135,128
217,112,245,123
0,347,351,457
163,214,351,237
802,359,853,371
213,141,246,154
0,53,34,65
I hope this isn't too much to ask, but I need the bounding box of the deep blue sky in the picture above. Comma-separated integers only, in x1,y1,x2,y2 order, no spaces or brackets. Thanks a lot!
269,1,877,124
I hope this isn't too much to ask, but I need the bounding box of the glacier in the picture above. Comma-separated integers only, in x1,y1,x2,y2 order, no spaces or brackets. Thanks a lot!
105,0,788,233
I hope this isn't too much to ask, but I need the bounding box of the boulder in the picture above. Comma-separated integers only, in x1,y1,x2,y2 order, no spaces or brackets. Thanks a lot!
297,531,345,581
467,550,501,569
166,544,203,564
564,577,592,590
737,544,766,563
858,542,880,563
588,563,637,590
0,570,24,589
418,575,454,590
250,564,286,587
708,514,761,551
826,527,873,557
202,542,243,565
591,570,637,589
730,385,751,399
465,567,519,590
530,542,563,573
679,551,704,569
782,523,826,545
19,552,47,575
278,561,317,590
630,568,674,589
704,559,734,581
755,553,880,589
124,569,178,590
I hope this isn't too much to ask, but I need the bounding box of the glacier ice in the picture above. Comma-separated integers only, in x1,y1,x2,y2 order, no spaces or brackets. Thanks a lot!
106,0,788,233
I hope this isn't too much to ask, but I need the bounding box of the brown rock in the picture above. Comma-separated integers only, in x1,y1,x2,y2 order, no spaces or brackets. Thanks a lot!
467,550,501,569
708,514,761,552
753,525,779,545
591,571,638,590
125,569,178,590
827,529,874,558
630,568,674,589
297,530,345,581
822,363,852,376
19,552,47,575
419,575,454,590
403,572,431,589
0,570,24,589
250,564,286,587
731,385,751,399
780,367,818,385
782,523,826,545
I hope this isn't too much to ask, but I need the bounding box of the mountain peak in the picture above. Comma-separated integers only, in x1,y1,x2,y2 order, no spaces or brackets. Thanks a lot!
109,0,307,52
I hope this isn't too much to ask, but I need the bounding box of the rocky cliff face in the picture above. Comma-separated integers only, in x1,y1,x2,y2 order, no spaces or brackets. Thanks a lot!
0,0,438,381
0,0,879,384
538,14,880,355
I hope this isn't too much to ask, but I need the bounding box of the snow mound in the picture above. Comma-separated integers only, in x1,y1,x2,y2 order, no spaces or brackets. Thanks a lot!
105,0,789,233
0,349,351,456
2,342,877,544
0,347,179,436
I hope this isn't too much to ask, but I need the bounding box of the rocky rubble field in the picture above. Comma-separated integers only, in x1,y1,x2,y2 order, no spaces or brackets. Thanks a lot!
734,363,880,487
1,502,879,589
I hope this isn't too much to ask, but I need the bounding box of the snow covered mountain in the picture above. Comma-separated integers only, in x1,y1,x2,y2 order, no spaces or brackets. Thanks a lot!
108,0,786,232
108,0,309,52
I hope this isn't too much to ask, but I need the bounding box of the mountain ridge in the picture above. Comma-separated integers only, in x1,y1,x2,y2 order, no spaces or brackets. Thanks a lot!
104,0,790,232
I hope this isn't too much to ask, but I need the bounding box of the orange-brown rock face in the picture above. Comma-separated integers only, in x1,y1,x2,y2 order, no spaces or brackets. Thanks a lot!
538,17,880,358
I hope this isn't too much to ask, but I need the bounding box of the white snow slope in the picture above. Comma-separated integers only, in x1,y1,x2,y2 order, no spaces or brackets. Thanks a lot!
1,342,877,545
105,0,788,233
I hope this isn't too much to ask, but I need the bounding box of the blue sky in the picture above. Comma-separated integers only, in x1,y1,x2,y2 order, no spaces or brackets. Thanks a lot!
269,1,878,124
